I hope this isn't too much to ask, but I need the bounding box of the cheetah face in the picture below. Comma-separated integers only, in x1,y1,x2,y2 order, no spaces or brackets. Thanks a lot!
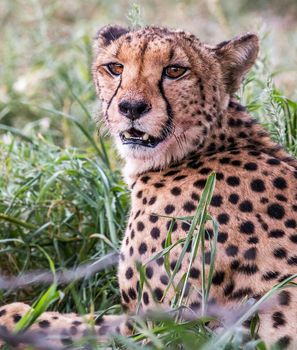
93,26,258,168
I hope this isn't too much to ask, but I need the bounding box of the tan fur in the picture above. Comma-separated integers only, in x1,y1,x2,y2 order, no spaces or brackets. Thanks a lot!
1,25,297,349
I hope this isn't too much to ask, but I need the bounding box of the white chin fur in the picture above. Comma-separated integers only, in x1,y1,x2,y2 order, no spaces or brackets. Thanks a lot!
114,126,203,187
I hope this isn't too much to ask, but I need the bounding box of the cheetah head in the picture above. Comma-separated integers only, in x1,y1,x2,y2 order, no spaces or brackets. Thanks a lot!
92,26,258,178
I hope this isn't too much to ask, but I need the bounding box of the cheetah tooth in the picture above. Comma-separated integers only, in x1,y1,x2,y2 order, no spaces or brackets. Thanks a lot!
123,131,131,138
142,133,149,141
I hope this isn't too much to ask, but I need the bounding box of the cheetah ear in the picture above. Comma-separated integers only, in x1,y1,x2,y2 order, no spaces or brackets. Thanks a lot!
93,25,129,53
212,33,259,94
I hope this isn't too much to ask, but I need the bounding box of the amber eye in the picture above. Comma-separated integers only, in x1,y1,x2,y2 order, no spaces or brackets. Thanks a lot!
164,65,187,79
106,63,124,76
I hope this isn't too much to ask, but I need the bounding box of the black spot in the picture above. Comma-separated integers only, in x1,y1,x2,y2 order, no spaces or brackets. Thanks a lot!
170,260,181,271
250,179,266,192
217,232,228,243
164,204,175,214
287,255,297,265
230,288,252,300
238,264,258,275
128,288,137,300
267,203,285,220
0,309,6,317
149,215,158,223
290,234,297,243
70,325,78,335
164,170,180,177
193,179,207,189
285,219,296,228
244,247,257,260
141,176,150,183
226,245,238,257
244,162,258,171
183,201,196,213
191,192,200,201
262,271,279,281
39,320,50,328
174,175,188,181
226,176,240,186
154,182,165,188
189,301,201,309
199,167,212,175
189,268,200,279
61,337,73,346
228,193,239,204
260,197,269,204
273,248,287,259
212,271,225,285
275,194,287,202
273,177,287,190
142,198,147,205
139,242,147,255
268,229,284,238
211,195,223,207
125,267,133,280
219,157,230,164
278,290,291,306
230,259,240,270
143,292,149,305
171,187,181,196
166,220,178,232
146,266,153,279
239,200,253,212
137,221,145,231
154,288,164,302
181,221,190,232
156,257,164,266
160,275,169,285
266,158,280,165
278,274,293,283
247,236,258,244
231,160,241,166
224,281,235,296
204,252,211,264
136,191,143,198
239,221,254,234
122,290,130,304
276,336,291,348
13,314,22,323
72,320,82,326
272,311,286,328
216,172,224,181
148,196,156,205
217,213,229,225
151,227,160,239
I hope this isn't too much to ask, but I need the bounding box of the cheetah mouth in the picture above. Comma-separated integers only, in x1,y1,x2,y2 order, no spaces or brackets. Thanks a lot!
120,128,161,148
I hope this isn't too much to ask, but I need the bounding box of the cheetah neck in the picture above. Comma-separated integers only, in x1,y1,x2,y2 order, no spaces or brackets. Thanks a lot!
123,101,295,187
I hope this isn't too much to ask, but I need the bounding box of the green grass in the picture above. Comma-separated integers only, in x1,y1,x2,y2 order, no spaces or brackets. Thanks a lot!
0,1,297,349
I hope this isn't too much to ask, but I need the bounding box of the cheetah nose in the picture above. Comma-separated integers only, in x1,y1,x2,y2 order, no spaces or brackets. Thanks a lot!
118,100,151,120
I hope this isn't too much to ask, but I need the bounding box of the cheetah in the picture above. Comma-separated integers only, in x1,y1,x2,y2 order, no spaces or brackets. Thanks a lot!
1,25,297,349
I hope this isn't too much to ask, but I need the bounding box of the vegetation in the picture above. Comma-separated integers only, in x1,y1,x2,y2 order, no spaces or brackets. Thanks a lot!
0,0,296,349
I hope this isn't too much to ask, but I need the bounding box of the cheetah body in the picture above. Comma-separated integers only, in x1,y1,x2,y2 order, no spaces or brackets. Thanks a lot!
1,25,297,349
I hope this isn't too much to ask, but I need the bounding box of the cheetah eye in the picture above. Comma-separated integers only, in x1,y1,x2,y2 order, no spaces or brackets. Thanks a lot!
163,65,187,79
106,63,124,76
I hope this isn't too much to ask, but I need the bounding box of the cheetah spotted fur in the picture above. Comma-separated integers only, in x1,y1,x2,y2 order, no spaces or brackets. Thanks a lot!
1,25,297,349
